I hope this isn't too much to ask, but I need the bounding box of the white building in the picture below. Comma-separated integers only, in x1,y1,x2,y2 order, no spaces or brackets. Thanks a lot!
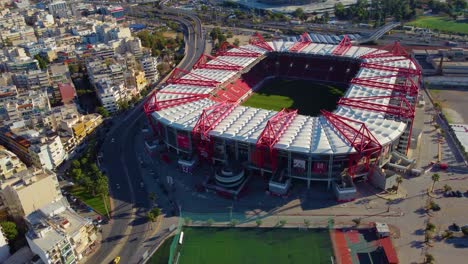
95,79,125,113
25,132,67,170
48,1,69,18
140,56,159,83
26,199,97,263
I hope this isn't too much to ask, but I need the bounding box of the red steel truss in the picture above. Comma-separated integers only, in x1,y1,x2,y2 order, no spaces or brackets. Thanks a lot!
332,35,352,56
360,41,409,59
193,102,237,138
321,110,382,177
249,32,273,52
192,102,238,159
143,91,160,135
216,42,260,57
193,54,242,71
289,32,312,53
338,95,415,119
166,68,220,87
255,109,298,171
350,73,419,96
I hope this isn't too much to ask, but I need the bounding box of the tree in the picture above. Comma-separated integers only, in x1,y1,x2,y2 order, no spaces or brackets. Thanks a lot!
425,231,434,244
117,100,129,111
147,211,157,223
184,217,192,226
230,219,239,227
82,176,94,193
352,218,361,226
277,219,287,227
97,107,109,118
334,3,347,19
95,174,109,197
233,38,240,47
256,219,262,227
68,64,80,74
70,168,83,182
0,221,18,242
149,192,156,203
71,160,81,169
425,253,435,263
443,184,452,192
206,218,214,226
396,176,403,193
34,54,48,70
426,222,436,232
461,226,468,236
293,8,305,19
304,219,311,228
431,173,440,192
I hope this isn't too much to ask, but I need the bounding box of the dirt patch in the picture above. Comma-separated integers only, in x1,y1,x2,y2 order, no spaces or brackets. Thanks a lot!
428,88,468,124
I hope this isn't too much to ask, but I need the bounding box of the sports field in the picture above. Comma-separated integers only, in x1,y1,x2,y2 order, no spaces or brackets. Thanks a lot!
242,78,346,116
407,16,468,34
177,227,333,264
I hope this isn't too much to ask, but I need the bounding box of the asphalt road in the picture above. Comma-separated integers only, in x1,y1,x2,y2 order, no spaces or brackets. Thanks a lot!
86,5,205,264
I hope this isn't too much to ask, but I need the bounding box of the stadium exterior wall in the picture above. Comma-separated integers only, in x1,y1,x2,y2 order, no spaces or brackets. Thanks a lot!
151,115,404,188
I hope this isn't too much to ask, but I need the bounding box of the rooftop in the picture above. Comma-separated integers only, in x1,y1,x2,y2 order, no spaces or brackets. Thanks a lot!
151,41,418,155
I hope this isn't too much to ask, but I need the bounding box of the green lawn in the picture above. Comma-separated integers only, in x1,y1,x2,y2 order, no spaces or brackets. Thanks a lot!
407,16,468,34
177,227,333,264
242,78,345,116
70,185,110,216
148,236,174,264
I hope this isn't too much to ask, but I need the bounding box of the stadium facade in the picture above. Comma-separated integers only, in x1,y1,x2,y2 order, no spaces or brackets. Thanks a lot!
143,33,421,198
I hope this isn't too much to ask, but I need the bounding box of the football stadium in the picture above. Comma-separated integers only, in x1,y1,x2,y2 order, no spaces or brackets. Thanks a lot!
143,33,421,200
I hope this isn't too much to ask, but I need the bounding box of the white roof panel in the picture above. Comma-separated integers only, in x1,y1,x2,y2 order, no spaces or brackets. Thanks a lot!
151,40,415,156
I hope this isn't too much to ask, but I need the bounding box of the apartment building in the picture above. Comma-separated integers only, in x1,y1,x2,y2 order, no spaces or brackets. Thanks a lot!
86,58,124,88
1,89,50,126
12,69,51,91
95,79,125,113
26,199,97,262
0,168,62,219
0,129,67,170
0,145,27,180
28,132,67,170
48,1,69,18
140,56,160,83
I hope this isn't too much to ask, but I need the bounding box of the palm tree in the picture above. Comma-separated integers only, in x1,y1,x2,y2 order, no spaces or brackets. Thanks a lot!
396,176,403,193
431,173,440,192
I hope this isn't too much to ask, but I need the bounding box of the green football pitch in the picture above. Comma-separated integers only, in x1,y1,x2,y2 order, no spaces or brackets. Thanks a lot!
242,78,346,116
177,227,333,264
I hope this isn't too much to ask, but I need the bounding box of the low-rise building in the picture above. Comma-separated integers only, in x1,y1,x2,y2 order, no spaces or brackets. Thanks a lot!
26,199,97,262
0,145,27,180
58,113,103,152
0,89,51,127
95,79,125,113
0,168,62,219
0,129,67,170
